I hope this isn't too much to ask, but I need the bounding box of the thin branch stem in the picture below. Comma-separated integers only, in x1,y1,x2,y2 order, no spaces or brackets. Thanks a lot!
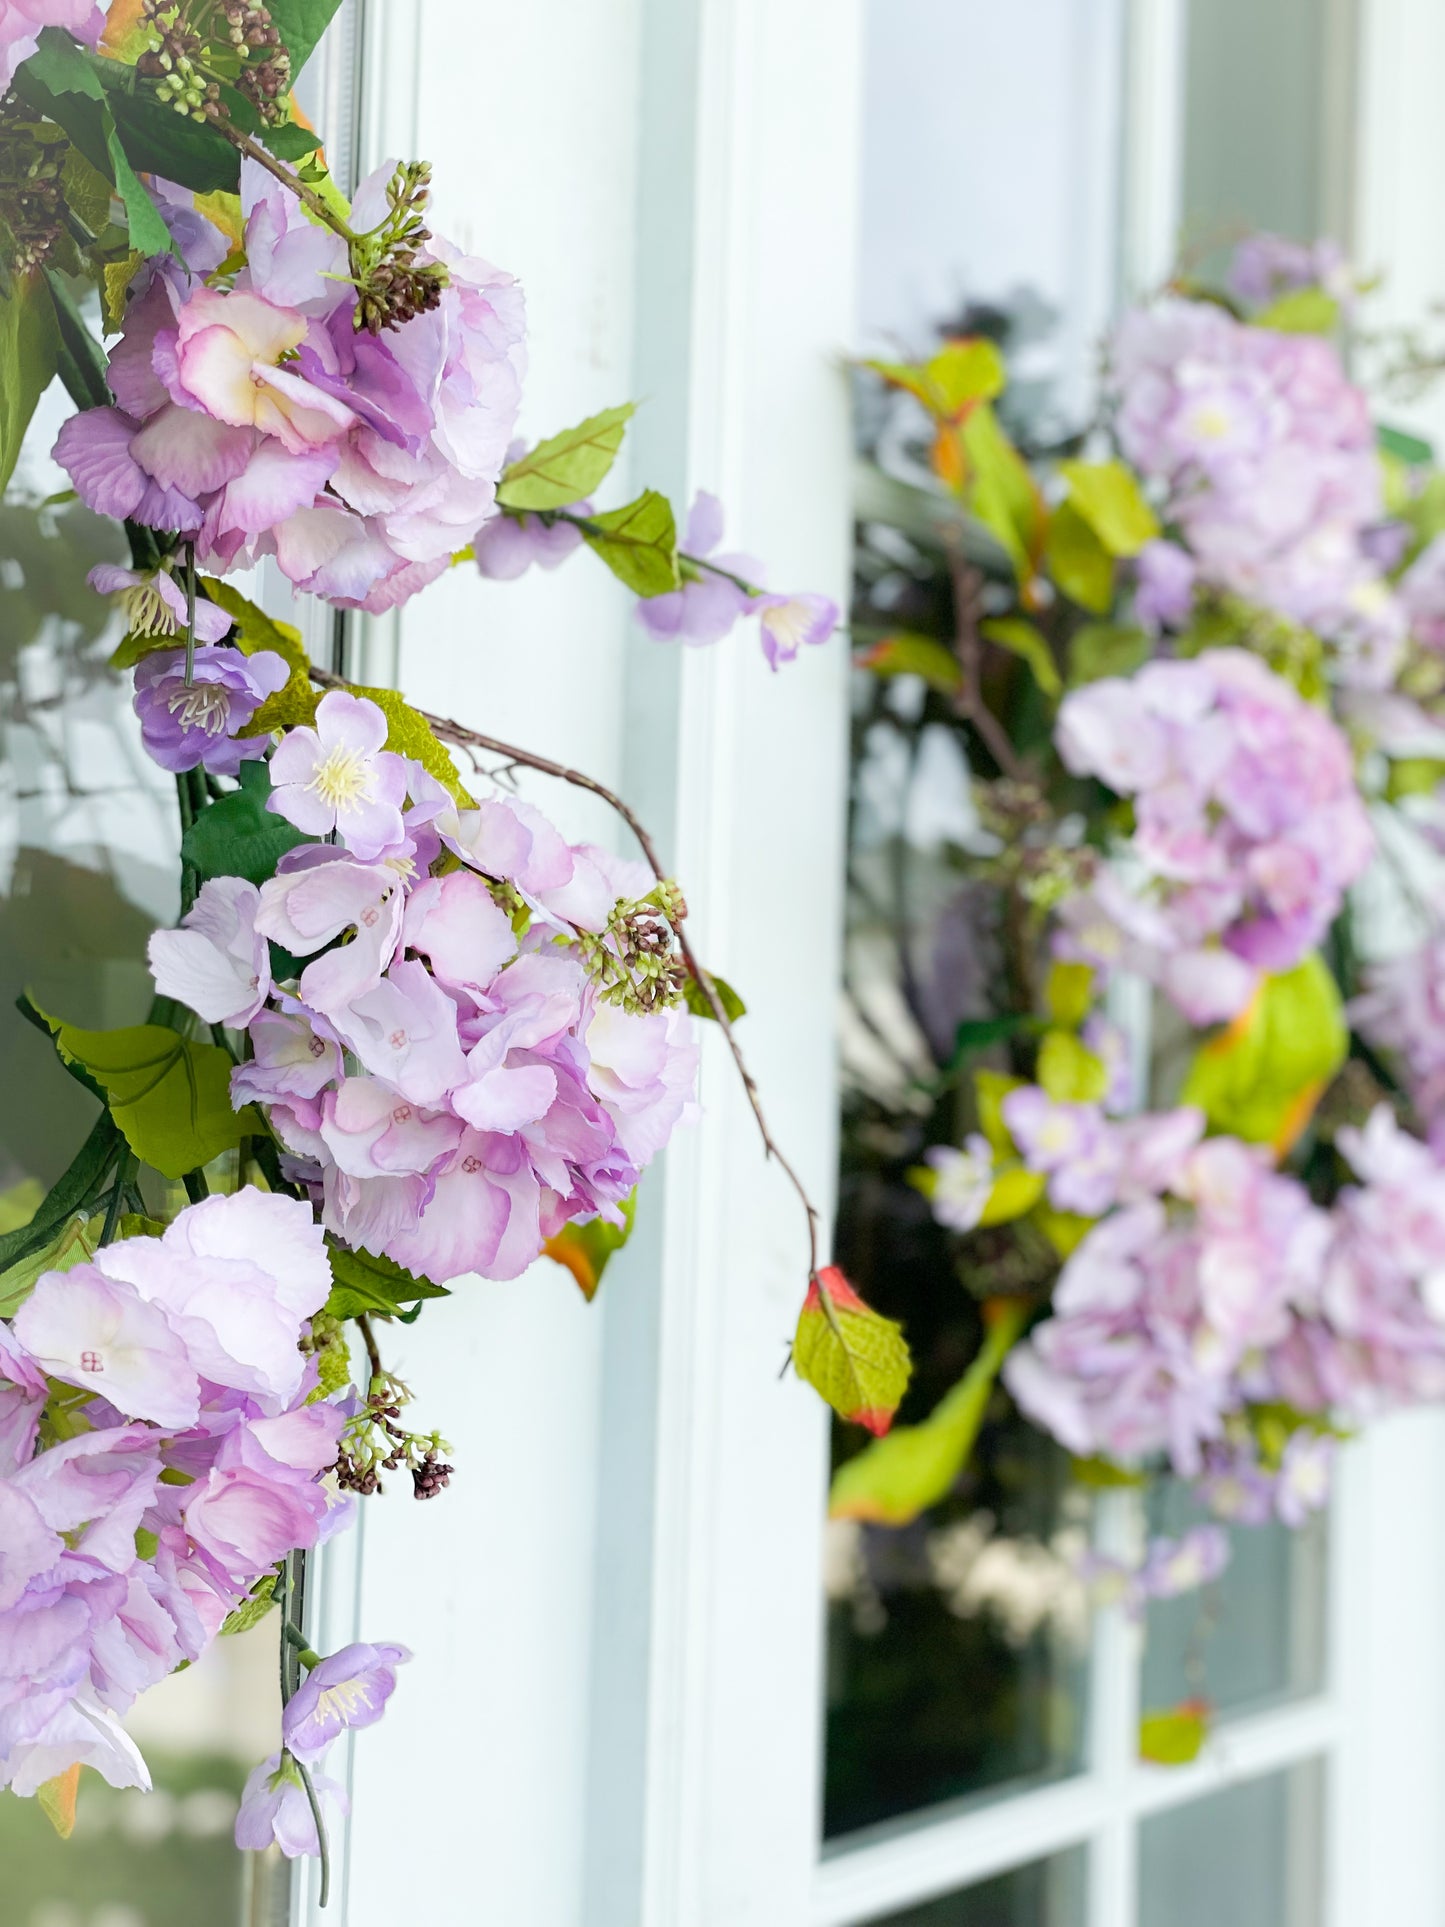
356,1312,383,1386
215,124,359,242
946,550,1028,783
308,667,823,1277
183,541,197,685
548,508,761,597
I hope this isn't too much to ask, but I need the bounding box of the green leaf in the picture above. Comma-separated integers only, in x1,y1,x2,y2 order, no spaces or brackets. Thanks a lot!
202,577,322,733
793,1268,912,1435
496,403,635,512
1057,459,1159,558
1254,288,1339,334
325,1245,451,1321
1045,500,1114,613
1066,623,1152,687
260,118,324,162
959,401,1043,585
1071,1455,1147,1489
1139,1704,1211,1767
829,1300,1027,1524
542,1191,637,1302
584,490,680,597
858,631,963,695
181,762,306,886
346,682,475,805
1180,952,1347,1152
1036,1029,1107,1103
0,270,58,494
37,1765,80,1840
683,971,747,1024
27,1002,262,1180
1031,1199,1094,1257
61,144,114,236
1385,755,1445,801
974,1069,1025,1157
1045,961,1094,1028
1379,422,1435,468
977,1166,1046,1227
220,1570,278,1636
980,615,1061,699
864,337,1006,422
265,0,345,77
102,86,239,194
0,1210,101,1318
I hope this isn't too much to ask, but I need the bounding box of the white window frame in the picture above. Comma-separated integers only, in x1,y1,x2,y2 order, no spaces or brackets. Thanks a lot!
287,3,1445,1922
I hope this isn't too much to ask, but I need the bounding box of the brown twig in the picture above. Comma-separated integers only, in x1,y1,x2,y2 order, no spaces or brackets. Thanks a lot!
356,1312,383,1386
946,550,1029,782
308,666,823,1278
215,125,359,241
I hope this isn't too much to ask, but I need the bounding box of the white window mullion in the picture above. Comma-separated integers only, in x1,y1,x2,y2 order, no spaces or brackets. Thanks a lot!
1086,1491,1144,1927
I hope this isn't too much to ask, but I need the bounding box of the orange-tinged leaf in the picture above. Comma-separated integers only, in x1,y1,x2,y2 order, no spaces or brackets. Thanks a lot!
102,0,148,56
793,1266,911,1435
38,1764,80,1838
543,1192,637,1302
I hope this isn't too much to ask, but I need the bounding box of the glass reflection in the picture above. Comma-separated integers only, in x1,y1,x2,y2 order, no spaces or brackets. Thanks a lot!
1,408,285,1922
865,1851,1088,1927
1138,1762,1324,1927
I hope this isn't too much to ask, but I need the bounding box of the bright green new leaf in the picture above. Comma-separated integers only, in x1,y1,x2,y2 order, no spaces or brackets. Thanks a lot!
1385,756,1445,801
348,683,475,806
1045,961,1095,1029
974,1069,1025,1157
584,490,680,596
203,578,323,732
793,1269,912,1435
1139,1704,1211,1767
1180,952,1347,1152
1058,458,1160,557
865,337,1006,422
859,631,963,695
1036,1029,1107,1103
980,616,1062,699
497,403,636,511
30,1006,262,1180
829,1300,1027,1524
325,1245,451,1321
1066,623,1151,687
1045,500,1114,613
978,1166,1046,1227
0,1210,100,1318
682,971,747,1024
543,1191,637,1302
181,762,307,886
220,1570,277,1637
960,402,1043,586
1071,1455,1147,1489
1254,288,1339,335
1032,1200,1094,1257
101,250,144,333
0,270,57,494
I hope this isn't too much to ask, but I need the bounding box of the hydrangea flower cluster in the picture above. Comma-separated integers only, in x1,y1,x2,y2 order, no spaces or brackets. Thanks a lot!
57,158,526,614
150,690,699,1285
1054,649,1374,1022
0,1191,351,1796
1111,295,1400,676
999,1108,1445,1506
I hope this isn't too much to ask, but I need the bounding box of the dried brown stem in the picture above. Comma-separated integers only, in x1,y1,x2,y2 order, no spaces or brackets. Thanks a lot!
308,666,823,1277
215,125,359,241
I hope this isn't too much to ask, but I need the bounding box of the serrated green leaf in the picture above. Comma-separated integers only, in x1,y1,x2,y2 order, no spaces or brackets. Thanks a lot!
858,630,963,694
1066,622,1151,687
1180,953,1347,1153
101,249,144,333
1037,1029,1107,1103
1254,288,1339,335
0,269,57,495
181,763,307,886
682,971,746,1024
1058,459,1159,558
220,1570,278,1636
793,1267,912,1435
829,1299,1025,1523
325,1245,451,1321
26,1001,261,1180
543,1191,637,1301
980,615,1062,699
265,0,345,77
496,403,635,512
203,578,320,733
1046,499,1114,613
584,489,680,596
0,1210,100,1318
345,682,474,806
61,144,114,236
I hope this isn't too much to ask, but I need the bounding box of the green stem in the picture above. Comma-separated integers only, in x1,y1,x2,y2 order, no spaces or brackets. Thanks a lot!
282,1622,323,1669
289,1750,332,1908
183,540,197,684
548,508,762,598
97,1150,134,1249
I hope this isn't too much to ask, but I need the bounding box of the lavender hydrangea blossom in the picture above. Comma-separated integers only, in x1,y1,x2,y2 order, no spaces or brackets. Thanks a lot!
131,644,290,775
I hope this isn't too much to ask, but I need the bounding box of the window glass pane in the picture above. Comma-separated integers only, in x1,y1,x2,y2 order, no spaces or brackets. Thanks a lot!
1141,1481,1326,1721
864,1851,1088,1927
1138,1762,1324,1927
1,391,288,1923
